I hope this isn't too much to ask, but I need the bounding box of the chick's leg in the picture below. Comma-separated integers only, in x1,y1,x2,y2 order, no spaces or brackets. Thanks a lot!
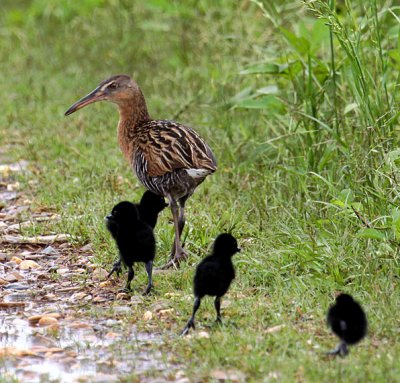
214,296,222,323
181,297,201,336
124,265,134,292
143,260,153,295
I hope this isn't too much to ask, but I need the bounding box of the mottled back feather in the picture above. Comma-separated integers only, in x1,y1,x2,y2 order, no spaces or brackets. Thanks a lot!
134,120,217,177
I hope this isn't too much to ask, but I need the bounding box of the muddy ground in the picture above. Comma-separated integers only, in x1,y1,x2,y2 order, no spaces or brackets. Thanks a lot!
0,156,191,382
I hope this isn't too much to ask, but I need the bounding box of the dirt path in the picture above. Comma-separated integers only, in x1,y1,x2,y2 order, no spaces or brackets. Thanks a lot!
0,156,185,382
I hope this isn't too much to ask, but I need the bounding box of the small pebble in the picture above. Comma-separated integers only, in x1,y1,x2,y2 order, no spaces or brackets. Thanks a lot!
11,256,22,265
142,311,153,321
40,246,59,256
5,283,29,290
19,260,40,270
92,268,108,281
38,316,59,327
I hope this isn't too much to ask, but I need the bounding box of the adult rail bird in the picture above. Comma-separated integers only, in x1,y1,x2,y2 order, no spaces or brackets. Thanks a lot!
65,75,217,268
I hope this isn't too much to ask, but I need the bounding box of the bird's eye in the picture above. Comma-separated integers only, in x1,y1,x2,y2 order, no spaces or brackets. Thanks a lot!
109,82,118,89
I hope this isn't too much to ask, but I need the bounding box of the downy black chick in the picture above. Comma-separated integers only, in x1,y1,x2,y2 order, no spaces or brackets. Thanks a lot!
326,293,368,357
181,233,240,336
108,191,166,277
105,201,155,295
136,190,167,229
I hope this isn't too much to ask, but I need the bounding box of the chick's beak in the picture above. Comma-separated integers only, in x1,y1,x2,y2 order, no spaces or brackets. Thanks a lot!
236,247,241,253
65,86,105,116
105,215,112,221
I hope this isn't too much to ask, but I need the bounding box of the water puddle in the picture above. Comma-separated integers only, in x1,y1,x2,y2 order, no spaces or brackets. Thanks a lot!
0,308,166,382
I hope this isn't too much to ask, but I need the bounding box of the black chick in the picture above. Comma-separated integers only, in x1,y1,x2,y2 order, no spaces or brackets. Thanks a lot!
105,201,156,295
108,191,166,277
136,190,167,229
327,293,368,357
181,233,240,336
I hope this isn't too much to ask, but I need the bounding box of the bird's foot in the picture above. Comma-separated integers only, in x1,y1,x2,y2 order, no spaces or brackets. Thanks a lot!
142,285,152,296
326,343,349,357
180,319,195,336
158,249,188,270
107,260,122,279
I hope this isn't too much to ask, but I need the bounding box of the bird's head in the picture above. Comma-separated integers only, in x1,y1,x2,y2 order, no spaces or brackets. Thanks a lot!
140,191,168,213
106,201,139,226
65,75,141,115
213,233,241,258
335,293,355,305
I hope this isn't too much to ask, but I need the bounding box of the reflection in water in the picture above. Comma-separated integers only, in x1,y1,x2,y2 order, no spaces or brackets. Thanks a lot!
0,308,165,382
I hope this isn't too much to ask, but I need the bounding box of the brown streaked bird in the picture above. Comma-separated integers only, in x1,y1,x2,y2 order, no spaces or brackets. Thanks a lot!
65,75,217,268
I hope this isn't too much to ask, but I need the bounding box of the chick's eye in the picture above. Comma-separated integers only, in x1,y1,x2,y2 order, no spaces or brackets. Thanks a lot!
109,83,118,89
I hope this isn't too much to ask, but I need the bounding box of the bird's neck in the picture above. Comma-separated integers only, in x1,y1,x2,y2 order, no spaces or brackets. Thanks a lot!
117,95,150,163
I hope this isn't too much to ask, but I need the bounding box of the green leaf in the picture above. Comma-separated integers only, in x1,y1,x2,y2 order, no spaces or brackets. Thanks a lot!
279,27,310,55
256,85,279,95
240,63,283,75
338,188,354,204
234,95,286,113
230,87,253,104
357,228,385,241
344,103,358,114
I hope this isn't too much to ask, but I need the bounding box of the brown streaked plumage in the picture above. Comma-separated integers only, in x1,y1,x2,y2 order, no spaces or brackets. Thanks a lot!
65,75,217,267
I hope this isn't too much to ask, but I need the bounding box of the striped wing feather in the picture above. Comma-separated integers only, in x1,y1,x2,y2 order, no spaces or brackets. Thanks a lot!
136,121,217,177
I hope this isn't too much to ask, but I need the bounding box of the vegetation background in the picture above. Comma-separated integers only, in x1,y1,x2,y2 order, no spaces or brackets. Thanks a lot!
0,0,399,381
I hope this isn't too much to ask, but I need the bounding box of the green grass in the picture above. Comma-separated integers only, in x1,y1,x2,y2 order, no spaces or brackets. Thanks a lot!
1,0,400,381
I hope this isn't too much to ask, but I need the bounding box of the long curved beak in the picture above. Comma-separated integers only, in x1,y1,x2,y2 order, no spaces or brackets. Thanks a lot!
65,86,105,116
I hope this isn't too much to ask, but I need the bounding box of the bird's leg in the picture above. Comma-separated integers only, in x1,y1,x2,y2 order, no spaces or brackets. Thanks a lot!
160,196,187,269
143,260,153,295
169,196,188,259
123,265,134,292
214,296,222,324
326,342,349,357
107,258,122,278
181,297,201,336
